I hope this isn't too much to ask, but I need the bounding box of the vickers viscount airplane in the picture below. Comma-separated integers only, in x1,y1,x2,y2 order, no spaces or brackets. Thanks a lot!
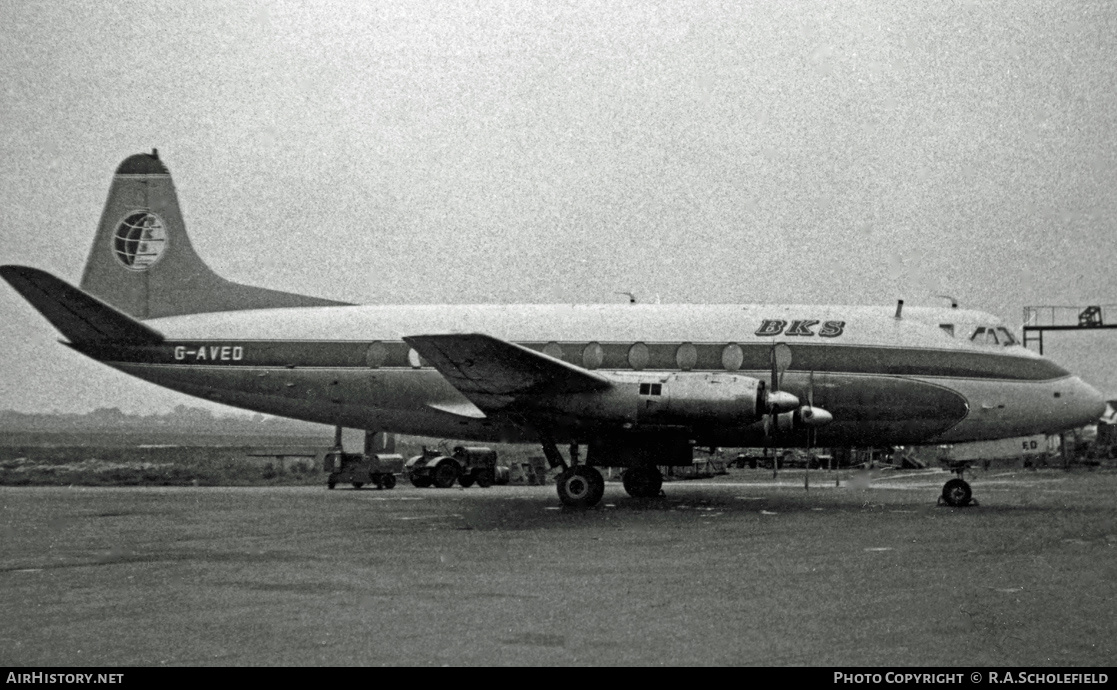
2,151,1106,507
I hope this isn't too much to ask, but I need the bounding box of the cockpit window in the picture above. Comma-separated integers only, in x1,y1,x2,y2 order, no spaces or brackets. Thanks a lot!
970,326,1017,347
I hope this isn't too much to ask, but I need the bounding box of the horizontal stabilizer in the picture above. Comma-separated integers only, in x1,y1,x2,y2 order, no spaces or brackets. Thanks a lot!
1,265,164,345
404,333,611,411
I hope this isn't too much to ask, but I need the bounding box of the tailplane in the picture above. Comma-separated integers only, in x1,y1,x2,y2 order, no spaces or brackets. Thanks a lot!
1,266,163,345
79,150,350,319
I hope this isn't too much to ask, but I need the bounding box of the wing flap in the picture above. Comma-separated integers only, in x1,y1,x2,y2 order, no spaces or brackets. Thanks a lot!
403,333,611,411
1,265,164,345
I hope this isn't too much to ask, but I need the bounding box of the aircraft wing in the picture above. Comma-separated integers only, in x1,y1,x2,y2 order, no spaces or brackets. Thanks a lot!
403,333,612,411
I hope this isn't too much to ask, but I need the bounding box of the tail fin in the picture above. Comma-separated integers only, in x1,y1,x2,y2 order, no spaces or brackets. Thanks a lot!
79,150,350,319
0,266,163,345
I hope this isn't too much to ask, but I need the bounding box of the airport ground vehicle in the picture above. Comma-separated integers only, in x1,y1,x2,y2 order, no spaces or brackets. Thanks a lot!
324,449,404,490
405,446,507,488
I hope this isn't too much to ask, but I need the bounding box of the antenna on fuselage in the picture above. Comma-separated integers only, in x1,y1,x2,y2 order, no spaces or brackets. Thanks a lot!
895,300,904,319
616,291,637,304
936,294,959,309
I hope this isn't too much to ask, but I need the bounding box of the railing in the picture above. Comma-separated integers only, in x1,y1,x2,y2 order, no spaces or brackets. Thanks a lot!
1023,305,1117,328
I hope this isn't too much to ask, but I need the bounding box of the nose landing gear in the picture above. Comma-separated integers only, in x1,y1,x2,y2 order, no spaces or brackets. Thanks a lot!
939,463,978,507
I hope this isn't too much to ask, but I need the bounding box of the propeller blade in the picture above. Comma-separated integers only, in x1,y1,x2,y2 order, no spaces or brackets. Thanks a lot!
771,343,792,391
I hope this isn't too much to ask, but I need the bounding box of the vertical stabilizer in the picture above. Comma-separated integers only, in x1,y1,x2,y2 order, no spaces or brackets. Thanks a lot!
80,150,349,319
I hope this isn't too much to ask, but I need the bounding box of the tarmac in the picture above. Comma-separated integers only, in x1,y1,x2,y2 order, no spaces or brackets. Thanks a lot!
1,468,1114,666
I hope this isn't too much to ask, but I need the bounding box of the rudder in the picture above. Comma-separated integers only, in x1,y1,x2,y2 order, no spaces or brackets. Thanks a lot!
80,150,349,319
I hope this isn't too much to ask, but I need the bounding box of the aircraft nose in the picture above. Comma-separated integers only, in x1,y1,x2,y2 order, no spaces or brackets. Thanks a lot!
1071,377,1107,427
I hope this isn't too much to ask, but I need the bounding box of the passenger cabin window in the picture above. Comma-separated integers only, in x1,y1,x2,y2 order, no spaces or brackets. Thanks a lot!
639,383,662,396
939,324,955,337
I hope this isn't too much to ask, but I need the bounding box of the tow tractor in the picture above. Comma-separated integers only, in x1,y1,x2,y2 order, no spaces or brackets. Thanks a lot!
406,445,507,488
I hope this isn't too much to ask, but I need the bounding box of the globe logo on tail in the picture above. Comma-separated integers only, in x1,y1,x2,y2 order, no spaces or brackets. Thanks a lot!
112,211,167,270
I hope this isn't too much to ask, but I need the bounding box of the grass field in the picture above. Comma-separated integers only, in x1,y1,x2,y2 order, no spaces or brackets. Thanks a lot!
0,435,555,487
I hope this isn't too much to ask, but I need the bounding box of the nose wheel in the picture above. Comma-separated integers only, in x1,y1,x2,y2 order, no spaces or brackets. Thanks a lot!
939,464,977,507
940,478,973,506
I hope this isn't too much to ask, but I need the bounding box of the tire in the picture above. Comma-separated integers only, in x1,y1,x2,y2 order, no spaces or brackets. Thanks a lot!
556,466,605,507
475,469,494,488
433,459,459,489
410,473,433,488
381,473,396,490
327,480,336,490
586,467,605,504
942,478,972,507
622,467,663,498
458,472,476,488
351,482,365,490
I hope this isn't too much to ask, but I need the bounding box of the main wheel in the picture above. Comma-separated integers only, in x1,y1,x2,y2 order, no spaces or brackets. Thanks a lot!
942,478,973,507
381,474,396,490
556,466,605,507
622,467,663,498
475,468,494,488
458,472,476,488
433,459,460,489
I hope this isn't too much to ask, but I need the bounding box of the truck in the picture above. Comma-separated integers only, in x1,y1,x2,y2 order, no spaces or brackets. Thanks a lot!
324,449,405,490
405,445,508,488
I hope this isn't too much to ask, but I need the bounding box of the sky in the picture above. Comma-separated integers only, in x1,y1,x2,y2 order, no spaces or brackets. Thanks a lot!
1,0,1116,414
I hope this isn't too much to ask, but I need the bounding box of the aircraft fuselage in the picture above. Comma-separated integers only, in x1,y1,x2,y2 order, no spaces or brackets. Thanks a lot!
70,302,1102,449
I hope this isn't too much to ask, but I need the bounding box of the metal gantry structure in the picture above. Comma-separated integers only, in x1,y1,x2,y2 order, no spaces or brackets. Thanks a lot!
1020,304,1117,468
1022,304,1117,355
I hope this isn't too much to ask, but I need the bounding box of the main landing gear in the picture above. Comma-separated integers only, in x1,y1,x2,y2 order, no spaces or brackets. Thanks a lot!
939,464,976,507
542,438,670,507
543,438,606,508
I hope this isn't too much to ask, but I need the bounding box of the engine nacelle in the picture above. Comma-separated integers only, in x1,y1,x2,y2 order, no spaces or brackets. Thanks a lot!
646,372,766,427
530,372,799,432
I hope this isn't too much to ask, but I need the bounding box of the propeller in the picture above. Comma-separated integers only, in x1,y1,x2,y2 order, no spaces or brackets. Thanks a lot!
796,370,833,429
766,343,798,416
805,371,816,490
763,343,797,478
761,355,836,483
